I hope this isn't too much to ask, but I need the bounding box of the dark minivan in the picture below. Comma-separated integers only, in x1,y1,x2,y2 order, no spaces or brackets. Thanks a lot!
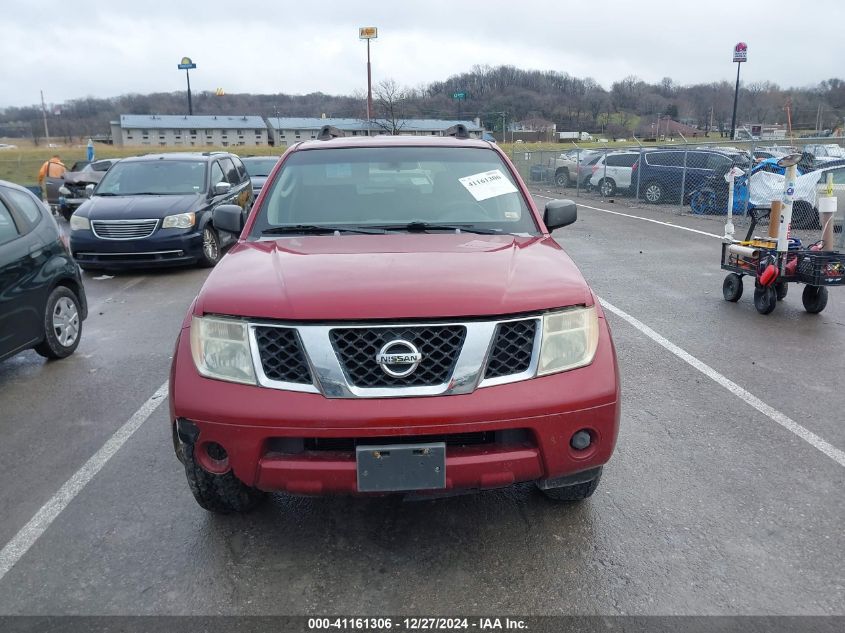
0,180,87,362
637,149,736,204
69,152,253,270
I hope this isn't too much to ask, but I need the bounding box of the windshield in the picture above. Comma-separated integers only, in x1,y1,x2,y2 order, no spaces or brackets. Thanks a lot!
242,158,279,177
250,146,538,236
95,160,206,195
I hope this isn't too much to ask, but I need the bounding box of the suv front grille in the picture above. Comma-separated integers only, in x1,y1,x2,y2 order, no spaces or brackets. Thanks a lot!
91,219,158,240
330,325,466,388
254,326,312,384
484,320,537,379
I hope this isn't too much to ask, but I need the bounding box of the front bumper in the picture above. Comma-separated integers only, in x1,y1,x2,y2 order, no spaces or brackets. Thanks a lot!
70,227,203,268
169,319,621,495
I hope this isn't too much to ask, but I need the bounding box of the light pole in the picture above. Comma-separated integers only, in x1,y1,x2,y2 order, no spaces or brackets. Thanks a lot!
729,42,747,141
359,27,378,133
177,56,197,116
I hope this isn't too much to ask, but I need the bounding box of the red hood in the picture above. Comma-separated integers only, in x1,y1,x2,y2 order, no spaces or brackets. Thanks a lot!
194,234,592,321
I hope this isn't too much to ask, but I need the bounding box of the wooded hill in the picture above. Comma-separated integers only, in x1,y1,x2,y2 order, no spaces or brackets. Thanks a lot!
2,65,843,142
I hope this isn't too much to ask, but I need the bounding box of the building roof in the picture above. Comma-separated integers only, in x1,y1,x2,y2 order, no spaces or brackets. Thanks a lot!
267,117,483,132
118,114,267,130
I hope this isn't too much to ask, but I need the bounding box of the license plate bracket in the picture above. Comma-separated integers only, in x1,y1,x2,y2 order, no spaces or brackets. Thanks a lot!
356,442,446,492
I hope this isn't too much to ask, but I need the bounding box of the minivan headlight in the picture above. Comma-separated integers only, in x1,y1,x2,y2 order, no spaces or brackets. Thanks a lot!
537,306,599,376
189,316,256,384
69,215,90,231
162,212,195,229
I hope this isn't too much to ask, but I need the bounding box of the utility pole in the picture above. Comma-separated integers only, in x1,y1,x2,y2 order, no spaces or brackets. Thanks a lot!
40,90,50,143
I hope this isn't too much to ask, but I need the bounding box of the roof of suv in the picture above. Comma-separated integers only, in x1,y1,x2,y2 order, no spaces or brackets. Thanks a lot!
293,135,493,151
120,152,237,163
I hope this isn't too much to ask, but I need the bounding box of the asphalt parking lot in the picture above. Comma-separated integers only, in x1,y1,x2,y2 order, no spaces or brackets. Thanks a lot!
0,195,842,617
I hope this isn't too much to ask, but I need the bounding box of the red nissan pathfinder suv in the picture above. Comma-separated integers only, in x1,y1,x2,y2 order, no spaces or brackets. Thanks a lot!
169,126,620,513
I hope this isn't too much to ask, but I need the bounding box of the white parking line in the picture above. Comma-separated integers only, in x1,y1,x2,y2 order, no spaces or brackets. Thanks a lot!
0,381,169,583
534,194,722,239
599,297,845,468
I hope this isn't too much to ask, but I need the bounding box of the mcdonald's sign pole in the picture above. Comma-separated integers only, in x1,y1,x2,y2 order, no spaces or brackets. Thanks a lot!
729,42,747,140
359,27,378,130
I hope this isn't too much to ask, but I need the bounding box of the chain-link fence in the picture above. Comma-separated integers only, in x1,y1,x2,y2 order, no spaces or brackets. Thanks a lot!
511,137,845,247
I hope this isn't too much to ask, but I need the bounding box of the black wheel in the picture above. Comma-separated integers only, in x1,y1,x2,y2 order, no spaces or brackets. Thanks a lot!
598,178,617,197
60,205,74,221
722,273,743,302
182,442,266,514
538,468,602,502
775,282,788,301
802,285,828,314
34,286,82,359
199,225,222,267
644,182,663,203
753,286,777,315
555,170,569,187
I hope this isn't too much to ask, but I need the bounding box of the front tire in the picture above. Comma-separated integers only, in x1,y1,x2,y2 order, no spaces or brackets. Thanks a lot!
723,273,743,302
199,225,222,267
555,170,569,187
802,285,828,314
753,286,777,315
34,286,82,359
599,178,617,197
182,442,266,514
538,468,602,502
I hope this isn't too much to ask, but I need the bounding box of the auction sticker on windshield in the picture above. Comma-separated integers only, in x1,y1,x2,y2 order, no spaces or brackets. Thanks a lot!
459,169,518,201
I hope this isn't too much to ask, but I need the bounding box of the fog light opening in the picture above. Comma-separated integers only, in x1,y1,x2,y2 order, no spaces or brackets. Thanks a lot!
570,430,593,451
199,441,230,474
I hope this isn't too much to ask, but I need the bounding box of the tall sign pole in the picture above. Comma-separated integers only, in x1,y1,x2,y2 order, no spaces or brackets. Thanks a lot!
177,57,197,116
359,27,378,133
729,42,747,140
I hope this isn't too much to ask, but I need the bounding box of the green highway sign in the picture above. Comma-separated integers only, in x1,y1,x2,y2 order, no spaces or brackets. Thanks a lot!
452,92,466,100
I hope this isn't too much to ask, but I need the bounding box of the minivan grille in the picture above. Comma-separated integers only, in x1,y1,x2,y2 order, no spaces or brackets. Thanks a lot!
91,219,158,240
254,326,312,384
330,326,466,388
484,320,537,379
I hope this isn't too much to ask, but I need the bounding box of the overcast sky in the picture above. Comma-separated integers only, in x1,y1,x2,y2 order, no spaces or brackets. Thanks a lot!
1,0,842,109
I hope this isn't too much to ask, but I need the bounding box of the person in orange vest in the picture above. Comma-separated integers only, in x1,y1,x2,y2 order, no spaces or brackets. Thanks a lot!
37,154,67,186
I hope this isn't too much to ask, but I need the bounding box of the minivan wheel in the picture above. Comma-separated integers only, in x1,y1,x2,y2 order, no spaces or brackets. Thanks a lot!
538,468,602,502
644,182,663,203
182,441,266,514
34,286,82,359
599,178,617,197
199,225,221,267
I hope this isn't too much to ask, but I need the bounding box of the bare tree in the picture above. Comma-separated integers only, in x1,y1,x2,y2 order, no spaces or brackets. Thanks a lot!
372,79,408,135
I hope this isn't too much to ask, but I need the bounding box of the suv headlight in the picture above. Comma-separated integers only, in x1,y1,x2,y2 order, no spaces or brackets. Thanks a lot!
537,306,599,376
69,215,90,231
162,212,195,229
189,316,256,384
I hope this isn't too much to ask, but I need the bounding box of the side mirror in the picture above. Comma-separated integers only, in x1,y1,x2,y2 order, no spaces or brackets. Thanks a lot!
213,204,244,234
85,183,95,196
213,181,231,196
543,199,577,231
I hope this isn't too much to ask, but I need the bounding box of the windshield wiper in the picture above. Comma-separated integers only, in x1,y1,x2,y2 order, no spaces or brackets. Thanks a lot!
261,224,386,236
372,221,501,235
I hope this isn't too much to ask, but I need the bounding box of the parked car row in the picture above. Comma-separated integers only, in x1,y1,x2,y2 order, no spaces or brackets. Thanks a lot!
1,150,280,364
